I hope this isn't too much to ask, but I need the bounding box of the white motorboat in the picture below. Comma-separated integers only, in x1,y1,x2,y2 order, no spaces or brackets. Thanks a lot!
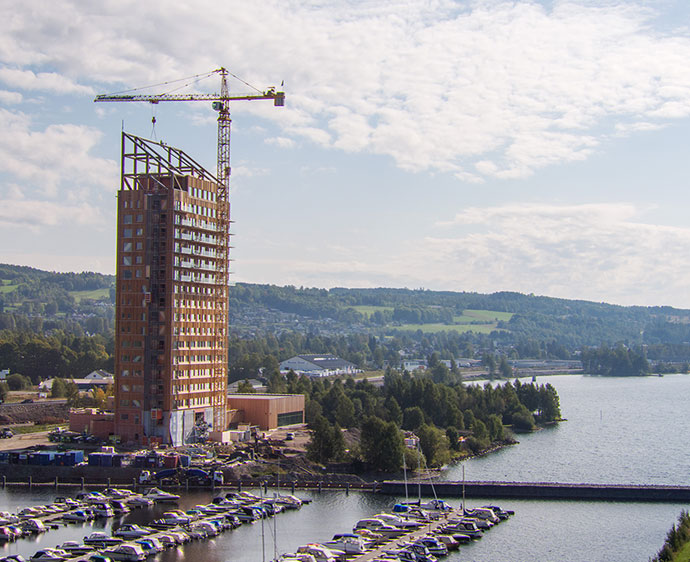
57,542,95,556
103,543,147,562
463,507,499,525
84,531,124,546
353,519,406,538
21,519,46,534
296,544,339,562
272,493,302,509
373,513,424,530
126,496,154,508
92,503,115,518
30,549,69,562
113,524,153,539
413,537,448,557
399,499,452,512
63,510,93,522
141,487,180,502
322,533,368,555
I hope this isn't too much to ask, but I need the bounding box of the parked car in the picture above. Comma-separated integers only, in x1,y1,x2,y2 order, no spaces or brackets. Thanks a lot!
0,428,13,439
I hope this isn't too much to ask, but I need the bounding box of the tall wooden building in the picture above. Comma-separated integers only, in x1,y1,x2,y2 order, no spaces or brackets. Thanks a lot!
114,133,229,446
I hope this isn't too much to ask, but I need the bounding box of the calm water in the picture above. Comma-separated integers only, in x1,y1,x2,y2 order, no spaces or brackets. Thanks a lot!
446,373,690,486
0,374,688,562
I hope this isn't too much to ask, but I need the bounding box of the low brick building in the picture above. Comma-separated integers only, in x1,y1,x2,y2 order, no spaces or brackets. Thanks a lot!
226,394,304,430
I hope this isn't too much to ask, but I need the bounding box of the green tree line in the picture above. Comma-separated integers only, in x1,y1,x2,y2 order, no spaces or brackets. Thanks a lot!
284,369,560,472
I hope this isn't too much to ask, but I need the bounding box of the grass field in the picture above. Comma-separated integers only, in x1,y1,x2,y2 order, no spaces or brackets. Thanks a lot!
394,322,502,334
456,309,514,322
69,288,111,302
0,282,17,294
351,305,395,317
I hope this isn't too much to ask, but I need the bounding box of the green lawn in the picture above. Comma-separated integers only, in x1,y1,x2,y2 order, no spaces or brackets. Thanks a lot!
69,288,111,302
394,322,502,334
459,309,514,322
351,305,394,317
0,282,18,294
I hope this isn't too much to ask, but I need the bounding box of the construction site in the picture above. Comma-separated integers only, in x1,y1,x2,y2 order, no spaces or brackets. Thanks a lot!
73,69,293,447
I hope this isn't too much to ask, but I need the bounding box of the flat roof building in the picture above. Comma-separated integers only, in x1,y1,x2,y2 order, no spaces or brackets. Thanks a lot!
227,394,305,430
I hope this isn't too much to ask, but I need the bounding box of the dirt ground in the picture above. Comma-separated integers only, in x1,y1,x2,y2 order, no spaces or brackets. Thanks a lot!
0,429,52,451
265,426,310,452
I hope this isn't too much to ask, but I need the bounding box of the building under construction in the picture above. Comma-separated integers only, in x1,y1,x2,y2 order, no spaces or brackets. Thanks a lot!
114,133,229,446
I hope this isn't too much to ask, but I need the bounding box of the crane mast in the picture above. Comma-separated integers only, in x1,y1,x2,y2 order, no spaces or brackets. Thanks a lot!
96,69,284,436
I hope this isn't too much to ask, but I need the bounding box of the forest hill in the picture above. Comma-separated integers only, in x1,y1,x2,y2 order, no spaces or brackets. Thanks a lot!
281,368,561,473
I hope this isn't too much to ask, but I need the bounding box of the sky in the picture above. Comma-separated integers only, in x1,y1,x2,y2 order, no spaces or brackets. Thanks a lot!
2,1,690,309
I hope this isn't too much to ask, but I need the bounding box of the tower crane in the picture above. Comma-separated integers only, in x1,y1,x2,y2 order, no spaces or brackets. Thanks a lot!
94,67,285,197
95,68,284,434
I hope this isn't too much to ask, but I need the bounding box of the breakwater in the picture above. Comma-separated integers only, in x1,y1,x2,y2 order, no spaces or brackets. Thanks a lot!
1,465,687,503
380,480,690,503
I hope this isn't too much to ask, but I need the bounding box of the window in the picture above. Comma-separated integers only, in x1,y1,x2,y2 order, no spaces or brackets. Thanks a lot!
123,214,133,224
136,214,143,222
136,241,143,250
121,413,129,420
136,228,143,236
135,256,142,264
277,411,304,426
123,228,133,238
123,242,132,252
120,384,130,392
122,270,132,280
123,256,132,266
120,369,130,377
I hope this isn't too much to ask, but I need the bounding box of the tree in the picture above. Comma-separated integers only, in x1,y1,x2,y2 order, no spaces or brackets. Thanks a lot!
360,416,404,472
445,426,461,451
417,423,450,467
236,380,255,394
64,380,81,407
306,415,345,464
402,406,425,430
498,356,513,378
6,373,31,391
51,378,67,398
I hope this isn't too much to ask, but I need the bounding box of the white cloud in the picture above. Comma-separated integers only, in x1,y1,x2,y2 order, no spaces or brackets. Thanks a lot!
0,68,94,95
424,202,690,306
0,90,22,104
236,202,690,308
0,198,104,229
0,108,117,197
264,136,295,148
3,1,690,180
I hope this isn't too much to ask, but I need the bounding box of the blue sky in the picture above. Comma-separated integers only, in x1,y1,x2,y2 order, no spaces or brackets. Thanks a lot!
2,1,690,308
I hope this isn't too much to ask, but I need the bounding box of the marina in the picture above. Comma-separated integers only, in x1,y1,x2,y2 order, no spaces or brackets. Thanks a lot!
0,486,512,562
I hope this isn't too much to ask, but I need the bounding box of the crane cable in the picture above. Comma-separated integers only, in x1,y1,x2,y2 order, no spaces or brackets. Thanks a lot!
100,70,217,96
